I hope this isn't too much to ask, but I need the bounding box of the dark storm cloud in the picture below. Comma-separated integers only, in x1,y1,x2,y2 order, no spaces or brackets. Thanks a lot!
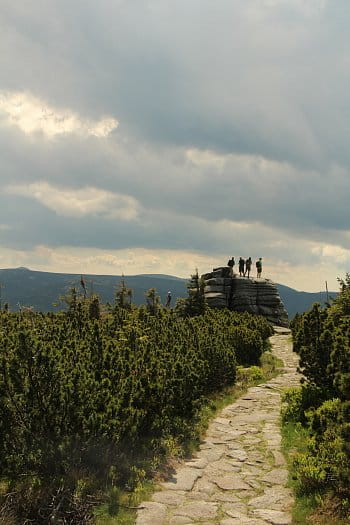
1,123,349,247
0,191,327,269
1,0,350,277
2,0,350,166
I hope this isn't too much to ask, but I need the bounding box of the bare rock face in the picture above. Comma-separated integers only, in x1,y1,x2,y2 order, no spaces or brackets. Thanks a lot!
201,267,289,326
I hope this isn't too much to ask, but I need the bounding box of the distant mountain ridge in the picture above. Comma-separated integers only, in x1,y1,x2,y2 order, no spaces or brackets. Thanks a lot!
276,282,335,317
0,267,336,318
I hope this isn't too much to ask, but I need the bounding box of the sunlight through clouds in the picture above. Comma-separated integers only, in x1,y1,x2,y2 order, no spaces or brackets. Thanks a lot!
0,91,118,138
5,182,139,221
0,0,349,291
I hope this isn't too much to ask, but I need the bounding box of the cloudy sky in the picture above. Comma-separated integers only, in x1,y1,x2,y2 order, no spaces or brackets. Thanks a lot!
0,0,349,291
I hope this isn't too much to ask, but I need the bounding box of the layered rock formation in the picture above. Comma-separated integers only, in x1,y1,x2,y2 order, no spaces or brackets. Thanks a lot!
201,267,289,326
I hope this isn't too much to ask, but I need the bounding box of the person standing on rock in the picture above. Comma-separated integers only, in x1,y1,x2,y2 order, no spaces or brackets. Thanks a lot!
165,291,172,307
227,257,235,276
256,257,262,278
239,257,245,276
245,257,252,278
227,257,235,268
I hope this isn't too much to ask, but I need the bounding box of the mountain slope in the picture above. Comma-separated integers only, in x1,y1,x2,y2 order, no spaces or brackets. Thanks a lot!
0,267,335,317
0,268,188,311
276,283,335,318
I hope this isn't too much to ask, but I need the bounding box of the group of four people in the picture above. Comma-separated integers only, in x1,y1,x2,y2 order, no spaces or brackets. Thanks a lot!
228,257,263,278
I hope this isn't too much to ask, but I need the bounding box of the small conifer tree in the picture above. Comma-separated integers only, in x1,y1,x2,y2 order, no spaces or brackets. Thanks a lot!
65,287,78,314
115,278,133,309
176,269,206,317
145,287,160,315
89,295,101,320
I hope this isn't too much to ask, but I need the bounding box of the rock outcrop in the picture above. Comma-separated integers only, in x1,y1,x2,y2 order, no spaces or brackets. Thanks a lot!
201,267,289,326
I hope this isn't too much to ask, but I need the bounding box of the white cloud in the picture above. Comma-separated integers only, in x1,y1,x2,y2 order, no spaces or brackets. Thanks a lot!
0,0,349,292
186,148,226,169
4,245,222,280
260,0,326,13
5,182,139,221
0,91,118,138
0,243,342,293
311,243,350,264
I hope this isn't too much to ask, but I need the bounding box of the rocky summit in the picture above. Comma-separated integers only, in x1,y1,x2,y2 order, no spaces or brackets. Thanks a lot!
201,267,289,326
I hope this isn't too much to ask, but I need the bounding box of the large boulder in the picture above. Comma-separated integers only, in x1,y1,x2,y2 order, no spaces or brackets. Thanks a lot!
201,268,289,326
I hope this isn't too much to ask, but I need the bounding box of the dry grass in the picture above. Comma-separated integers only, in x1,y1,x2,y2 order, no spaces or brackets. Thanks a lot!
308,495,350,525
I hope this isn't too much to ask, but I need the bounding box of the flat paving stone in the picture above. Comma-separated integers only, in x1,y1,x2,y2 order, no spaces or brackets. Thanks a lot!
226,449,248,461
136,501,167,525
172,501,218,520
162,468,203,491
220,518,268,525
222,502,248,517
248,487,293,511
261,469,288,486
210,474,252,491
206,459,241,473
185,457,208,469
169,517,193,525
246,479,262,490
191,476,217,495
211,492,241,503
152,491,186,506
241,465,263,476
252,508,292,524
227,442,246,450
243,437,262,445
199,447,226,462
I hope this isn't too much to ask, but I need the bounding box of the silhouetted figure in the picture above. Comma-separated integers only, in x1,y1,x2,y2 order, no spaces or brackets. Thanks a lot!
256,258,262,278
239,257,245,276
245,257,252,278
165,291,172,307
227,257,235,268
227,257,235,276
80,275,87,298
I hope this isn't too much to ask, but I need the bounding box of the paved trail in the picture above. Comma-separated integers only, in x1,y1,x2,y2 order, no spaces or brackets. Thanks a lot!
136,328,300,525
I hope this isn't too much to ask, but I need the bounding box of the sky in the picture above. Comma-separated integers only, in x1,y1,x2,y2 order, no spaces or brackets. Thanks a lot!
0,0,349,292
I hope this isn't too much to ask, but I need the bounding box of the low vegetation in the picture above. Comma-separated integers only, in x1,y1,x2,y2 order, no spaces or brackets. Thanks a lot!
0,278,273,523
282,274,350,523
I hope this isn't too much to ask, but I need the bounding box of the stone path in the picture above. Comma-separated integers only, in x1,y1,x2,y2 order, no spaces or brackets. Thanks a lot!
136,327,300,525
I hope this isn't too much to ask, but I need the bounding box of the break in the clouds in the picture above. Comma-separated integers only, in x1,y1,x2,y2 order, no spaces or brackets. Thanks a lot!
0,0,350,292
5,182,139,220
0,91,118,138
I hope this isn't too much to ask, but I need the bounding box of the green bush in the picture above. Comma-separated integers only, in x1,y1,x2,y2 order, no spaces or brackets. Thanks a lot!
293,451,328,494
285,277,350,513
0,305,270,522
229,326,264,366
292,304,334,391
282,386,330,425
